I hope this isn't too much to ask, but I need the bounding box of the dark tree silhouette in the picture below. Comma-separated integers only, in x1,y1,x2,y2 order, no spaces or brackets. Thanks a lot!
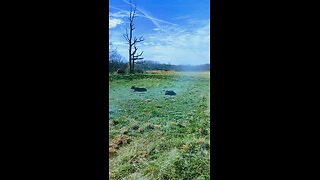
123,0,144,73
109,42,126,72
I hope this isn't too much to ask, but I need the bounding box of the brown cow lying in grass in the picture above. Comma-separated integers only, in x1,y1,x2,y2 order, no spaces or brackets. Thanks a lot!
116,69,125,75
131,86,147,92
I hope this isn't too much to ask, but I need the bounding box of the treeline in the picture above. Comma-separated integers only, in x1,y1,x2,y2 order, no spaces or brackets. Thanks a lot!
135,61,210,71
109,45,127,72
109,47,210,72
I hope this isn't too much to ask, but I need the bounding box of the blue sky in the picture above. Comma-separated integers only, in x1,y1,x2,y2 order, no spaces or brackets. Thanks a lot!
109,0,210,65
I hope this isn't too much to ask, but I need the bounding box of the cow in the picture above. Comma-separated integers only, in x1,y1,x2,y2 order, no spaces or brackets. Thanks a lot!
116,69,125,75
131,86,147,92
165,90,176,95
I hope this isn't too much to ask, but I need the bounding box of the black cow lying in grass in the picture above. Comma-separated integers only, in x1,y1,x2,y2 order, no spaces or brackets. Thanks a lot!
131,86,147,92
165,90,176,95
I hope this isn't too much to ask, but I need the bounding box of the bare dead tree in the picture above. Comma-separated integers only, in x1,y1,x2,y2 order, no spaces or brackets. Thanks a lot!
123,0,144,73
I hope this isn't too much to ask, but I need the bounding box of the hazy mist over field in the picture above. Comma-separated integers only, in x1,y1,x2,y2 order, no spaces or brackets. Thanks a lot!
109,0,210,65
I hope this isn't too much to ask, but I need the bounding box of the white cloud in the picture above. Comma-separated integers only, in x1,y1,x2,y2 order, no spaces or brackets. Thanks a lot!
109,17,210,65
109,18,123,29
112,41,127,46
138,21,209,65
109,10,129,18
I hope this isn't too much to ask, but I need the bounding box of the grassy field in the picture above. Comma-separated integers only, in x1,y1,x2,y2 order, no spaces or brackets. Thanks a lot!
109,70,210,179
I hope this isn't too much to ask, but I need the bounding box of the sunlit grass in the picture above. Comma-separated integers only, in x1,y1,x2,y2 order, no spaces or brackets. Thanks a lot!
109,71,210,179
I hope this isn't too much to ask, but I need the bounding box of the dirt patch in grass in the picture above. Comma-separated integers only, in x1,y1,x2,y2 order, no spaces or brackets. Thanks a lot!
109,135,132,159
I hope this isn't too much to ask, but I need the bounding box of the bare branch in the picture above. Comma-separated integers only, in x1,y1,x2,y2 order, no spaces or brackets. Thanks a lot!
132,37,137,44
133,57,144,61
132,36,144,44
133,54,143,59
136,51,144,57
123,35,129,42
123,28,129,42
123,36,129,42
138,36,144,42
133,4,137,15
131,46,137,56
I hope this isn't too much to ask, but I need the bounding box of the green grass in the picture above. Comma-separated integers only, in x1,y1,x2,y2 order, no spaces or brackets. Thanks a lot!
109,71,210,179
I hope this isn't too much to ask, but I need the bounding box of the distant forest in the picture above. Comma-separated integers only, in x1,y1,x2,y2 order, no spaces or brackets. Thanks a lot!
135,61,210,71
109,46,210,72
